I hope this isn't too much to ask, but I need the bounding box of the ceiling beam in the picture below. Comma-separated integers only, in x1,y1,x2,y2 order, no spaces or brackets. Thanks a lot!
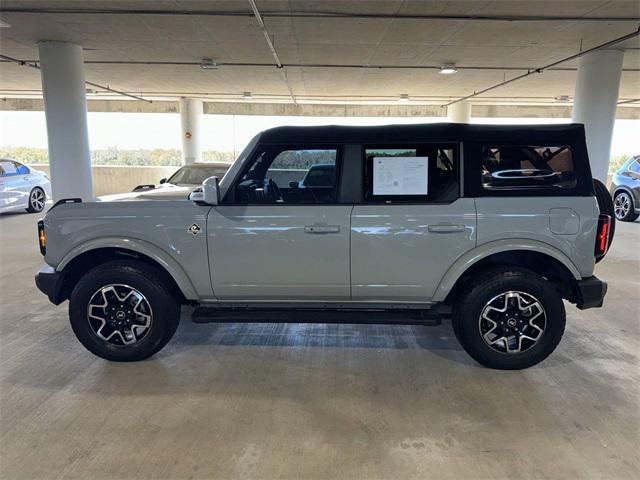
1,7,638,22
2,99,639,119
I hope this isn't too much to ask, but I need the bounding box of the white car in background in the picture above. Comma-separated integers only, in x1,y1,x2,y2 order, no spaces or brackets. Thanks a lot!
0,159,52,214
99,163,231,202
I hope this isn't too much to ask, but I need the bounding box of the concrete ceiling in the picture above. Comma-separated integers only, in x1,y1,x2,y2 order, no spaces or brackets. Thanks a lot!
0,0,639,106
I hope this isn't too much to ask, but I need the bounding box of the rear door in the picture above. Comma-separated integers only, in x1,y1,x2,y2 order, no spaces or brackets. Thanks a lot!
350,143,476,301
207,145,352,300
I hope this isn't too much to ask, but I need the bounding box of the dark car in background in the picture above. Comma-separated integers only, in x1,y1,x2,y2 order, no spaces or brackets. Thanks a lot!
610,156,640,222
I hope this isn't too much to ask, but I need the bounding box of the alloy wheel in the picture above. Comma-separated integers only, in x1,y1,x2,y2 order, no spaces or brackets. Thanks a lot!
614,192,631,220
87,284,153,346
478,291,546,354
30,189,45,212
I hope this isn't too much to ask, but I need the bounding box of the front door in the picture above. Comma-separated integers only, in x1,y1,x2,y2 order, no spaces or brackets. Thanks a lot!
207,145,351,300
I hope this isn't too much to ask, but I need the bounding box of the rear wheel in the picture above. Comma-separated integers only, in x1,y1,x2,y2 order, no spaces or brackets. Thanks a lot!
26,187,45,213
613,191,639,222
69,260,180,361
452,268,566,370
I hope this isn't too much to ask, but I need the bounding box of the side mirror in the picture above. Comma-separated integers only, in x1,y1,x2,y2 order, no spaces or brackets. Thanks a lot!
289,181,299,188
159,178,167,184
189,176,220,205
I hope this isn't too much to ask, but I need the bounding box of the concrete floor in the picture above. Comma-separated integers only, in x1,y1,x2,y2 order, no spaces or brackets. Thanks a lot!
1,211,638,480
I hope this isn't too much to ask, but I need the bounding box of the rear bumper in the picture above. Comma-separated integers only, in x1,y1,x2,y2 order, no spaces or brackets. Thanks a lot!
35,265,66,305
575,276,607,310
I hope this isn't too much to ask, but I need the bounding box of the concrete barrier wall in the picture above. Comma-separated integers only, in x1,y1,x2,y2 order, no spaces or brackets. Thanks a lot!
267,169,308,186
31,165,310,196
33,164,184,196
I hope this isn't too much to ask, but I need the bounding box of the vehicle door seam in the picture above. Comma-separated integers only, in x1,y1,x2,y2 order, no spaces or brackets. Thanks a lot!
204,206,217,300
349,204,354,300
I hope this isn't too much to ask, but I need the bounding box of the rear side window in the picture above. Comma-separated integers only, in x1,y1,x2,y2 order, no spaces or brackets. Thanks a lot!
363,144,458,203
628,159,640,174
481,145,576,191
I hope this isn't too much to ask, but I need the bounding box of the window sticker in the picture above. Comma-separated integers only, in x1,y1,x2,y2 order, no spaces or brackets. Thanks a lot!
373,156,429,195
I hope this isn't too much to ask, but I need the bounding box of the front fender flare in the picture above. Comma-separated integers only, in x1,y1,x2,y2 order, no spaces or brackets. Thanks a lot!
432,239,582,302
57,236,199,300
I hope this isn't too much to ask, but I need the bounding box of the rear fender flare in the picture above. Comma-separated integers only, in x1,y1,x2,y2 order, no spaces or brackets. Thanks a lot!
432,239,581,302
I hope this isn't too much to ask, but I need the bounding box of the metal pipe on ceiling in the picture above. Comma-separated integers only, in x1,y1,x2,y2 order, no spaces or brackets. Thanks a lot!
0,53,153,103
443,27,640,107
247,0,297,104
2,59,638,73
1,7,638,22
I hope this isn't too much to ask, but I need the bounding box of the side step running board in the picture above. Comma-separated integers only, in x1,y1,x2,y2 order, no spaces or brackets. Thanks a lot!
191,306,449,326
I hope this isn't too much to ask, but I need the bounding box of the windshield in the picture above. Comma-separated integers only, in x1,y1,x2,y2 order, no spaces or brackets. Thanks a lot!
167,166,226,185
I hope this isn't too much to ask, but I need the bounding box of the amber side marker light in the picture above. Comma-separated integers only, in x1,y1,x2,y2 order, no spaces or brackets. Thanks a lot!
594,214,611,260
37,220,46,256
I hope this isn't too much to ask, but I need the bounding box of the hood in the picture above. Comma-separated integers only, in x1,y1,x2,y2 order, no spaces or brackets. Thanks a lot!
98,183,194,202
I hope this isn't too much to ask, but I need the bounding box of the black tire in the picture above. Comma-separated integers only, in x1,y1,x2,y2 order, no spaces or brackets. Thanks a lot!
613,190,639,222
26,187,46,213
452,267,566,370
69,260,180,361
593,179,616,252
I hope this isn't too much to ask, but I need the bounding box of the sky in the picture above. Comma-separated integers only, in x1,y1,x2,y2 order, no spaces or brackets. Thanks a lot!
0,111,638,158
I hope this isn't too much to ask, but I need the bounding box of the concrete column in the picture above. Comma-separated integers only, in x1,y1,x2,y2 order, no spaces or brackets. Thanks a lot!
447,101,471,123
179,98,203,164
572,49,624,182
38,41,93,201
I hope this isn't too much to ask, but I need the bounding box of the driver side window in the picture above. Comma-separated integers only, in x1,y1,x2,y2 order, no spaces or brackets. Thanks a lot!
234,146,339,204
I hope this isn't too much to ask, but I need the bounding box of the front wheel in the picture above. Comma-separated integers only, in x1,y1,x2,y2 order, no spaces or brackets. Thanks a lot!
69,260,180,361
452,268,566,370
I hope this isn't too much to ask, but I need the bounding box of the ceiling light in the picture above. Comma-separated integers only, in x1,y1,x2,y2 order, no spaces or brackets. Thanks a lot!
439,63,458,74
0,19,10,28
242,92,253,101
398,94,410,103
554,95,570,102
200,58,217,70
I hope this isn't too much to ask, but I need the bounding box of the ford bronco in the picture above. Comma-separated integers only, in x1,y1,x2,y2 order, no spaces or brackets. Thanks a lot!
35,124,613,369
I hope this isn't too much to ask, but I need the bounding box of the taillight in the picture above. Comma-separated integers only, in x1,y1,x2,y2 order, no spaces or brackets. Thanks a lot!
37,220,46,256
594,214,611,260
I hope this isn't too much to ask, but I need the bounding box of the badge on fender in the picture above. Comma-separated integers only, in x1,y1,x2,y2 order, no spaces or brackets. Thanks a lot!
188,223,201,236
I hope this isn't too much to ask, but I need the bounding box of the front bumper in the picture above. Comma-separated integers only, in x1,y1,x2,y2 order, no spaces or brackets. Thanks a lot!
575,276,608,310
35,265,66,305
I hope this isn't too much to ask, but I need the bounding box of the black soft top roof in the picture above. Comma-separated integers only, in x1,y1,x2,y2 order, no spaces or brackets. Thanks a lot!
257,123,586,145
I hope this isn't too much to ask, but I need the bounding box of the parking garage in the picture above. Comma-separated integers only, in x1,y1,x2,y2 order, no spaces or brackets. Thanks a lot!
1,2,639,479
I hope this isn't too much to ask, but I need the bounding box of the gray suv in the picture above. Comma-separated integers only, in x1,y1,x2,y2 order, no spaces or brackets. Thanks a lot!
35,124,612,369
610,155,640,222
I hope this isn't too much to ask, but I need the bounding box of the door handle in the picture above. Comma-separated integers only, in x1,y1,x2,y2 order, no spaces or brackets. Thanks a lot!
304,224,341,234
428,223,466,233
